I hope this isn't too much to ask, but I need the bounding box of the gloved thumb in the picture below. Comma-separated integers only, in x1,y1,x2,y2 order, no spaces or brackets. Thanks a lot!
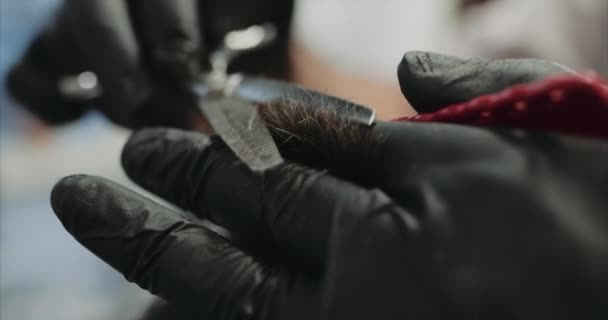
397,51,573,113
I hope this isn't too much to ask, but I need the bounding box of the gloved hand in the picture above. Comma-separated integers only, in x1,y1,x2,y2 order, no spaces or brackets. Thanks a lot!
50,52,608,319
7,0,293,128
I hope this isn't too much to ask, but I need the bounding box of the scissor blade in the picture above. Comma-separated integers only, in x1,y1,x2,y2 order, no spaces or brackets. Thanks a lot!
192,77,377,127
199,96,284,172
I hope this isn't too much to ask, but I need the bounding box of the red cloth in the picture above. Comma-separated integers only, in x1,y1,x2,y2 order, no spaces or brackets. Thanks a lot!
395,73,608,141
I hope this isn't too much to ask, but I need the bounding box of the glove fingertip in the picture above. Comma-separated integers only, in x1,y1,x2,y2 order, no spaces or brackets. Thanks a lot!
51,174,99,232
51,174,91,209
398,51,463,78
398,51,431,76
397,51,448,112
121,127,212,184
122,127,166,161
121,128,163,183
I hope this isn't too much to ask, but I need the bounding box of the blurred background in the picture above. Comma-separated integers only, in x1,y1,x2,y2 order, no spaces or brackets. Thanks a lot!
0,1,153,320
1,1,606,319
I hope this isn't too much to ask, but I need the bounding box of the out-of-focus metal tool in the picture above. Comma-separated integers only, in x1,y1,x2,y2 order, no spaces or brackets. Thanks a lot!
58,23,377,172
58,71,102,101
192,24,284,172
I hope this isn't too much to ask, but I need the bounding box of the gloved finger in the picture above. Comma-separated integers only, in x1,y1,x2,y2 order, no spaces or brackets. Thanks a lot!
51,174,282,318
121,128,395,272
129,0,201,82
398,51,573,113
7,11,89,124
64,0,151,124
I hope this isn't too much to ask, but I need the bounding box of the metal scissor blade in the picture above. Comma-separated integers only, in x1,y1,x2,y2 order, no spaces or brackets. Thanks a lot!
199,95,284,172
192,77,377,127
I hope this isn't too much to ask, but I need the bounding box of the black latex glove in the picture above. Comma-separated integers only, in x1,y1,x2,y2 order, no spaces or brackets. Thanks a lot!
398,51,573,113
7,0,293,128
51,53,608,319
51,126,608,320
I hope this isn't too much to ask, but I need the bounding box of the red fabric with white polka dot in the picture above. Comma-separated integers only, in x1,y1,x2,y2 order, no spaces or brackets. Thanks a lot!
396,73,608,141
